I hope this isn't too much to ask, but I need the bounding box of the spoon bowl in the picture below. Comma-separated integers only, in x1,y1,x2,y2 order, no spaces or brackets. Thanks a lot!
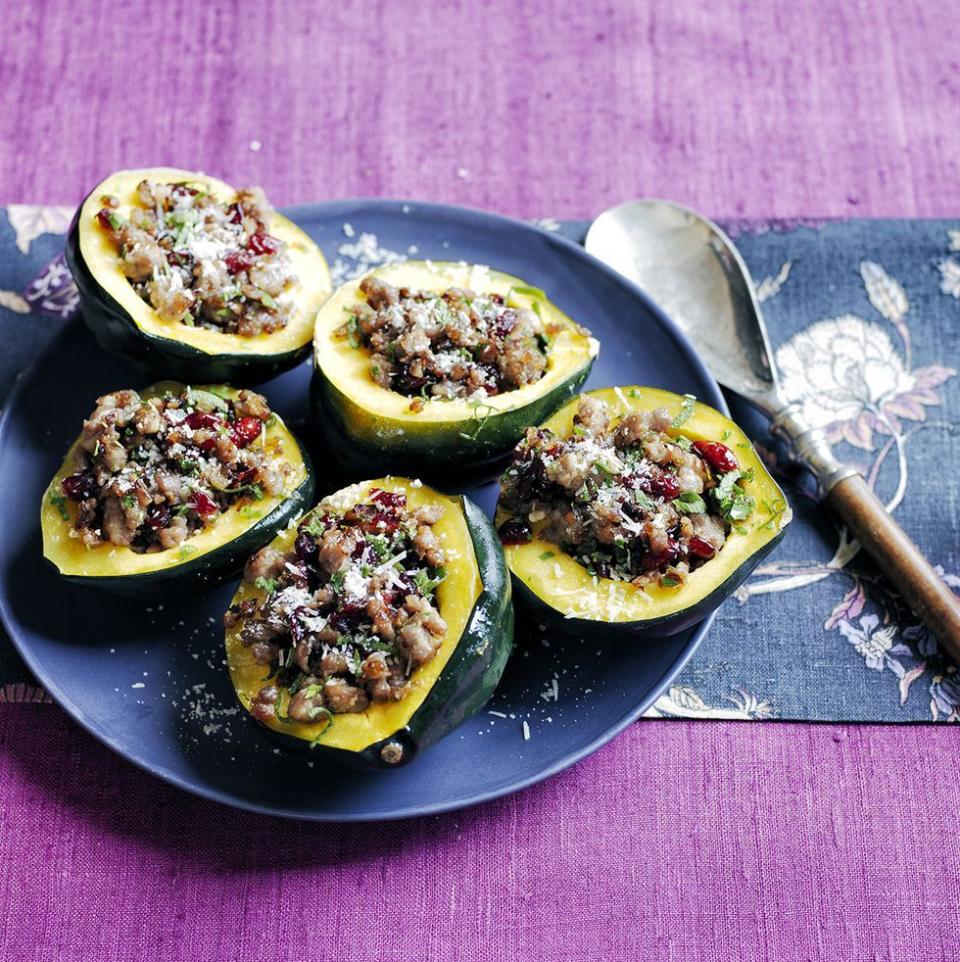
585,199,779,413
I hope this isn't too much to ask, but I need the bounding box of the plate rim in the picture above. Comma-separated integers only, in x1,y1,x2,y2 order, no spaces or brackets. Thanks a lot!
0,197,726,821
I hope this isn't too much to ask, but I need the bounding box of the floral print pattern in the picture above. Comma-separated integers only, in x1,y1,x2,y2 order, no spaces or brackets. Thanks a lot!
735,237,960,721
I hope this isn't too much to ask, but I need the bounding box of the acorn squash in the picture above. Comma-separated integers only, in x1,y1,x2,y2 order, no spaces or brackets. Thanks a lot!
225,477,513,769
65,168,332,384
495,386,791,638
311,261,598,477
41,381,314,596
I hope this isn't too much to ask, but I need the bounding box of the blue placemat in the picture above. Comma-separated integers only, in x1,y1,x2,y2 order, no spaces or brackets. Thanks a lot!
2,208,959,721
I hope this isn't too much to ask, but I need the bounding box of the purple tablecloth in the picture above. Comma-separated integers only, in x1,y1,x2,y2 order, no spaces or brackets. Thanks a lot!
2,2,959,959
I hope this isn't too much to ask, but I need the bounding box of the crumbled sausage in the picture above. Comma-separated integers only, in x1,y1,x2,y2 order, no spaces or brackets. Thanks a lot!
231,487,449,715
60,387,280,553
499,395,751,587
323,678,369,713
342,280,565,402
98,181,295,336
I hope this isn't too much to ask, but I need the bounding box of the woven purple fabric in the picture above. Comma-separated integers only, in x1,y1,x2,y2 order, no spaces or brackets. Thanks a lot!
2,2,960,959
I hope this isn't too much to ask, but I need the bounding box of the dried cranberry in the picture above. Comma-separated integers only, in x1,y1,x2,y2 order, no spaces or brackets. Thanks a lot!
224,250,256,275
516,459,550,503
294,530,317,563
630,470,680,500
352,538,373,560
61,471,97,501
231,417,263,447
394,369,428,395
692,440,738,474
146,504,171,529
166,250,194,269
378,586,402,609
96,209,116,232
687,536,716,560
228,203,243,225
246,231,281,255
498,518,532,545
186,410,221,430
190,491,219,518
492,309,518,338
338,601,367,623
370,489,406,511
284,559,310,588
641,537,680,571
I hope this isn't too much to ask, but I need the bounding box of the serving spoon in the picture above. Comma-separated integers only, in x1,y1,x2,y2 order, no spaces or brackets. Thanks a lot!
585,199,960,659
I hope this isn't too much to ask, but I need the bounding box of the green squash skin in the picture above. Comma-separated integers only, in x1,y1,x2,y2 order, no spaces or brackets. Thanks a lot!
510,526,785,640
52,449,316,599
65,213,311,386
310,361,594,481
260,496,515,770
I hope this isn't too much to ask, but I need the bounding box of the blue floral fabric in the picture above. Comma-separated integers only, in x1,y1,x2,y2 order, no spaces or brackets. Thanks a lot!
2,209,959,721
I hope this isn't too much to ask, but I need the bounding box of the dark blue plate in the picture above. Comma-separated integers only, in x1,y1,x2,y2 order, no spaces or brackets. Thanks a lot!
0,200,725,821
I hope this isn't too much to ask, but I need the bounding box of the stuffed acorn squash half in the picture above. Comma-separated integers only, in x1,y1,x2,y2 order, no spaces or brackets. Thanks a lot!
495,386,791,638
311,261,598,477
65,168,332,384
41,381,314,596
224,477,513,769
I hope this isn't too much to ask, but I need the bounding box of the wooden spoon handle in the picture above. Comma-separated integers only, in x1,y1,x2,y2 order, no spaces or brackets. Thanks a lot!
825,473,960,661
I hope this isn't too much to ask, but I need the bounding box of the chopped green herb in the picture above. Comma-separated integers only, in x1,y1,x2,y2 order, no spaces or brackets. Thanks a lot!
254,290,278,310
721,429,732,441
711,468,756,523
367,534,391,560
411,567,447,595
671,394,697,429
177,544,197,560
254,576,277,595
674,491,708,514
674,435,693,452
121,494,137,510
509,284,547,300
632,488,654,511
308,711,335,746
755,497,788,531
329,569,346,592
215,481,263,500
458,399,496,441
539,550,556,561
49,492,70,521
659,574,681,588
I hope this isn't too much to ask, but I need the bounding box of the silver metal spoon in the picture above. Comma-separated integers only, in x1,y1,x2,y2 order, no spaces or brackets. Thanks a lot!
585,198,960,657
